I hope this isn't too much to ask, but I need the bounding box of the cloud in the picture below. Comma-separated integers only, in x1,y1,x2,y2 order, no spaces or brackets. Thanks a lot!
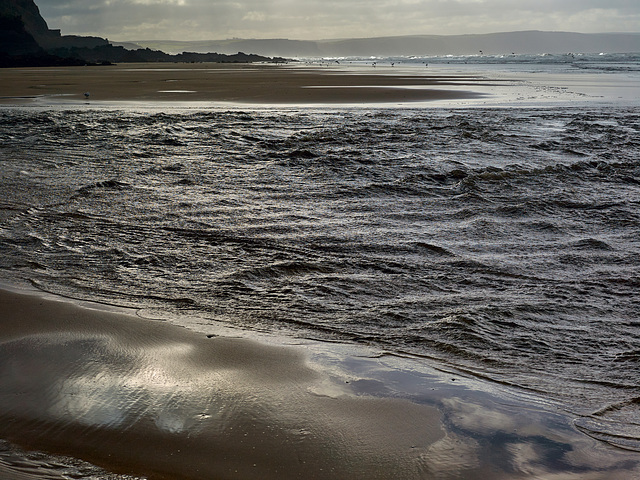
35,0,640,40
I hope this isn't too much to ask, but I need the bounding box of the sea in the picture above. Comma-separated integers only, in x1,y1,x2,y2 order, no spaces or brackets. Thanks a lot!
1,52,639,456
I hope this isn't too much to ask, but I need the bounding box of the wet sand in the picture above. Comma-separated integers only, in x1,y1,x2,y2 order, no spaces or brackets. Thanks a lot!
1,286,639,479
0,62,489,104
0,287,445,479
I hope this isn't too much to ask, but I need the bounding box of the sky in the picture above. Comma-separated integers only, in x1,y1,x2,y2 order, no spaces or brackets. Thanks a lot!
36,0,640,41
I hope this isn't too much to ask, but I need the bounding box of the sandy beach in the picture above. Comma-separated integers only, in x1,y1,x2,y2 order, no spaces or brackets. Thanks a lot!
1,61,634,108
0,62,493,104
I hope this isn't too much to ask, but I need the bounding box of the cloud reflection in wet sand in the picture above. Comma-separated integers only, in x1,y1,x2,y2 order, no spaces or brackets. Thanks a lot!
0,288,638,479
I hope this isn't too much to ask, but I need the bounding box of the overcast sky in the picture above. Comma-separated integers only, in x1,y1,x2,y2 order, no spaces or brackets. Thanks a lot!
36,0,640,41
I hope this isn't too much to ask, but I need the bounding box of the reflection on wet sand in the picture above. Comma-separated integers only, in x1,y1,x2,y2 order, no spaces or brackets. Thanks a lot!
0,288,444,479
0,288,638,479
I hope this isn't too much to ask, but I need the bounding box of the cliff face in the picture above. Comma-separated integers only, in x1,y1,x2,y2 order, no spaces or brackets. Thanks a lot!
0,14,43,55
0,0,50,43
0,0,108,66
0,0,108,50
1,0,279,66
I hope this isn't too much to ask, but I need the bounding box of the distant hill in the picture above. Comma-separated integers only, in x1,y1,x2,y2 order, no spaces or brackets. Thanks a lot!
118,31,640,58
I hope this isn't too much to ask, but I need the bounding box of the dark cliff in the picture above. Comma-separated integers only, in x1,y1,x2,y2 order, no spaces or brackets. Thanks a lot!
0,0,108,50
0,0,281,67
0,14,42,55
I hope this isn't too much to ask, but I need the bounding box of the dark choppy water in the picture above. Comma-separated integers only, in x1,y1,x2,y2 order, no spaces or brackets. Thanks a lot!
1,106,639,448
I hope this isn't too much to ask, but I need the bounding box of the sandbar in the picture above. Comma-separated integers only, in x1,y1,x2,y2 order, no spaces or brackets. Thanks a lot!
0,62,488,105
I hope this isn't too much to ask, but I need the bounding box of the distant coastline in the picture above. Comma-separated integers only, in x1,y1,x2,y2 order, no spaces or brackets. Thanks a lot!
116,31,640,58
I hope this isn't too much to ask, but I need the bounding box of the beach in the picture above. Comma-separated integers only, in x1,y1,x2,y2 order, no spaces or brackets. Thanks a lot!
1,60,639,478
0,62,494,104
1,60,634,108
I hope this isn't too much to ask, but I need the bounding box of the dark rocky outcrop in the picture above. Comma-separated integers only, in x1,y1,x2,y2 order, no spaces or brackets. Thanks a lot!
47,45,283,64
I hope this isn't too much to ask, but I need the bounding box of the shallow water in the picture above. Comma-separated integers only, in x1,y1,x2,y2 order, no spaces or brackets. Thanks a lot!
1,98,639,454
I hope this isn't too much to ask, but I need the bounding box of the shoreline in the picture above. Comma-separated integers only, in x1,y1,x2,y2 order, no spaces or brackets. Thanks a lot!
0,62,489,106
1,284,639,479
0,61,635,108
